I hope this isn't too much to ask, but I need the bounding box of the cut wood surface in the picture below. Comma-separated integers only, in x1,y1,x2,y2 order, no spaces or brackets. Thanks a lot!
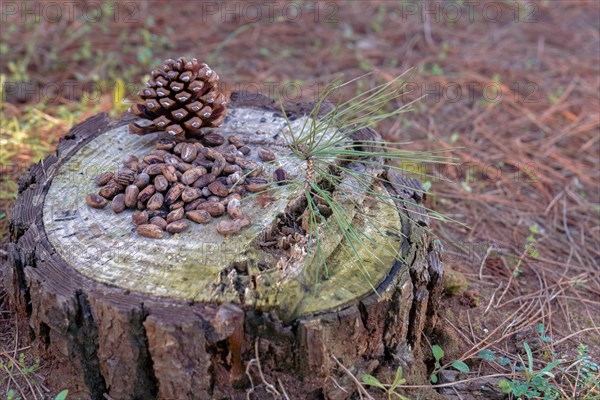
7,92,444,400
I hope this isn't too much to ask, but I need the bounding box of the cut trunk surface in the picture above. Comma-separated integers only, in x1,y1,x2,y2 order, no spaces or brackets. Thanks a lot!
6,92,443,400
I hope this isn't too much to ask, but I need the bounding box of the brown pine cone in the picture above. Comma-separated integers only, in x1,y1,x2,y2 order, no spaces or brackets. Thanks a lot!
129,57,227,138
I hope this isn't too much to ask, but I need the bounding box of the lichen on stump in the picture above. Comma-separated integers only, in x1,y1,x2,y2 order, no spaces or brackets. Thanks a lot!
6,91,443,400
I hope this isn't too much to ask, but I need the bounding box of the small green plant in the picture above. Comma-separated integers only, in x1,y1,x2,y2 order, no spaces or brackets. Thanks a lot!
536,322,552,344
479,348,512,367
361,366,410,400
498,342,562,399
449,132,460,143
438,42,450,60
548,87,564,105
6,389,69,400
525,224,541,259
370,4,388,34
1,351,69,400
430,63,444,76
430,344,470,383
573,344,599,399
269,71,455,292
54,390,69,400
507,223,541,279
479,324,563,400
1,352,40,376
480,324,600,399
1,353,40,400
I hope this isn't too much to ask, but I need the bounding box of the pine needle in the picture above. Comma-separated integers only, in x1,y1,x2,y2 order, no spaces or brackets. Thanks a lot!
270,71,454,292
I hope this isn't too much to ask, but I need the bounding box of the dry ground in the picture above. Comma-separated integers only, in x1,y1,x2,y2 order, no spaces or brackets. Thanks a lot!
1,1,599,399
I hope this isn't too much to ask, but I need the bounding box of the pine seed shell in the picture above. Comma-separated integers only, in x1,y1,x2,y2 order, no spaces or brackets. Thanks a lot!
137,224,163,238
166,219,190,233
111,193,126,213
186,210,212,224
86,193,108,209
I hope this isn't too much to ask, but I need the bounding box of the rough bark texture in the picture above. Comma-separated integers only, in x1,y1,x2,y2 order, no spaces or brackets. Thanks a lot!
6,92,444,400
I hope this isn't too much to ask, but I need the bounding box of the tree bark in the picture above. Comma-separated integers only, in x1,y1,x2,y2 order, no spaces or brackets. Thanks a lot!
6,92,443,400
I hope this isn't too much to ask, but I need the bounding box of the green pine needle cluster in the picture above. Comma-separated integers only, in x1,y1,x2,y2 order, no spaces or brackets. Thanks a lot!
256,71,454,292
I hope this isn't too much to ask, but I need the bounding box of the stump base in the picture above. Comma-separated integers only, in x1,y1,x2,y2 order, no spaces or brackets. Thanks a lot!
6,92,443,400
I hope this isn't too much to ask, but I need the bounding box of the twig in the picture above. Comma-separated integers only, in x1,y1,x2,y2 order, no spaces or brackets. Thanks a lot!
245,339,281,399
331,355,374,400
452,385,464,400
553,327,600,346
277,378,291,400
389,373,515,389
422,9,435,49
330,376,350,395
478,244,495,280
483,282,503,316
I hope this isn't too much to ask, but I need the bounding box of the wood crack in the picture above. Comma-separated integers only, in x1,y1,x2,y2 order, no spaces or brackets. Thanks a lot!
72,290,109,400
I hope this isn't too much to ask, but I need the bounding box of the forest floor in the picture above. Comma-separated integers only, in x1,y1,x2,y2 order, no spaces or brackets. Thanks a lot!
1,1,599,399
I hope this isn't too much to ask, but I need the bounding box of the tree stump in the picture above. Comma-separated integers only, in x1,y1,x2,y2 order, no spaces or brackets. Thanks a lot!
6,92,443,400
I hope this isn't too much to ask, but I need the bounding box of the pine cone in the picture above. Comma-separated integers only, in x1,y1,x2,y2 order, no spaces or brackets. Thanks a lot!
129,57,227,138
